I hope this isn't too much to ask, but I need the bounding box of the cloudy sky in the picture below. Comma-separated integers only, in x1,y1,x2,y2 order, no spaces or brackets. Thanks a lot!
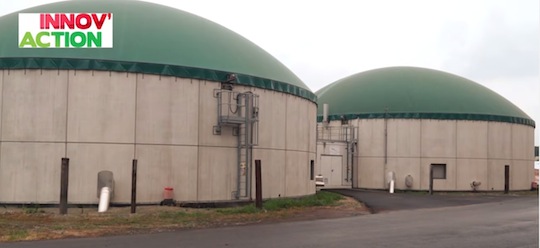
1,0,539,144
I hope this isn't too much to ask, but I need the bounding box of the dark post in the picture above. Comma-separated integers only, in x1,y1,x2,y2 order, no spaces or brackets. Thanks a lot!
131,159,138,214
59,158,69,215
429,164,433,195
504,165,510,194
255,160,262,209
310,160,314,181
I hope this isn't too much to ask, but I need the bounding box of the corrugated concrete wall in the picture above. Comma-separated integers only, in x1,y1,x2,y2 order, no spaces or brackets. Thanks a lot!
320,118,534,191
0,69,316,204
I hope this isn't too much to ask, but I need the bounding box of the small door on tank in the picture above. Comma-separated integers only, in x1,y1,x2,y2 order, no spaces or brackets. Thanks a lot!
320,155,343,187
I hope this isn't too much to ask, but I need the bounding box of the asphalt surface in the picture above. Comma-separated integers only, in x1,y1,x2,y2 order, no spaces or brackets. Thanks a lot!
326,188,521,213
3,191,538,248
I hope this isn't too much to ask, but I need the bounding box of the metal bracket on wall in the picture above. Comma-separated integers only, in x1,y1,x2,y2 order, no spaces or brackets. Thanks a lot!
213,125,221,135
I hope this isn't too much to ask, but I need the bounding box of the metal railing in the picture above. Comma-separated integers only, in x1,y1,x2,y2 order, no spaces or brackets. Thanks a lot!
317,125,356,143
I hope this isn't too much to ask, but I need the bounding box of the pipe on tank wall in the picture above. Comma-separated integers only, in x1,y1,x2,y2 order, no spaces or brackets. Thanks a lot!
346,127,349,182
384,107,388,165
97,171,114,213
323,103,329,124
98,187,111,213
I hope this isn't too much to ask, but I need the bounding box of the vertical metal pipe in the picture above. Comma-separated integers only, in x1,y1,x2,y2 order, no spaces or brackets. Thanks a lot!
236,123,241,199
323,103,329,124
384,108,388,165
235,94,242,199
255,160,262,209
351,127,358,188
246,94,252,198
345,127,350,182
217,91,221,124
131,159,138,214
504,165,510,194
59,158,69,215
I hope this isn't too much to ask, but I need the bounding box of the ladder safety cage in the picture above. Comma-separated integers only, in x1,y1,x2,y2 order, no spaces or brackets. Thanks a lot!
213,88,259,199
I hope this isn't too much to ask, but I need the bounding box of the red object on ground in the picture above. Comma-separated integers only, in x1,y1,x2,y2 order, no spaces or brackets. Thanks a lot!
163,187,174,200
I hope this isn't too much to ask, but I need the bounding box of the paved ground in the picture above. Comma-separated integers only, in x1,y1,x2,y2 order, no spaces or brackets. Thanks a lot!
326,189,522,213
4,195,538,248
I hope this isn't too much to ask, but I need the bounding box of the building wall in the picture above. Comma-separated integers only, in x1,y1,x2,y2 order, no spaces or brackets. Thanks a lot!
316,142,349,187
320,118,534,191
0,69,316,204
315,119,355,187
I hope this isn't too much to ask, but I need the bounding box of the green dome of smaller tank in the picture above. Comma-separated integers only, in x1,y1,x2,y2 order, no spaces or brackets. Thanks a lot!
316,67,534,127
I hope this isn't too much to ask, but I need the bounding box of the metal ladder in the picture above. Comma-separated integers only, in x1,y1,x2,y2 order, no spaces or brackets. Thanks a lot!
214,89,259,199
236,92,259,199
237,116,249,199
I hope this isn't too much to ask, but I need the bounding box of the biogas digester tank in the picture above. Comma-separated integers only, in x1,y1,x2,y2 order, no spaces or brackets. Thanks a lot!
0,1,317,204
316,67,535,191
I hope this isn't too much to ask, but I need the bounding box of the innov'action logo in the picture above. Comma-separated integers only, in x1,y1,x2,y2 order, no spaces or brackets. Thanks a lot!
18,13,113,48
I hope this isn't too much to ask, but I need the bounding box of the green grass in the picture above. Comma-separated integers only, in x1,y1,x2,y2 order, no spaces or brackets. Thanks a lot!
0,191,348,242
216,204,259,214
158,211,208,219
51,225,65,230
22,204,44,214
7,230,28,241
217,191,344,214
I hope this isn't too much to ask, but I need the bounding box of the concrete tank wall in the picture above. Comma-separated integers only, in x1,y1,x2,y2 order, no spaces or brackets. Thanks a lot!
0,69,316,204
323,118,534,191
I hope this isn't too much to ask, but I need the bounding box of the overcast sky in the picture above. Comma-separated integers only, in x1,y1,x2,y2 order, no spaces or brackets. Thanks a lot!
1,0,539,145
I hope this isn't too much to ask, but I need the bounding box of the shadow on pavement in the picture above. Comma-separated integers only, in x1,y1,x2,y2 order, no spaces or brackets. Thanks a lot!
325,188,534,213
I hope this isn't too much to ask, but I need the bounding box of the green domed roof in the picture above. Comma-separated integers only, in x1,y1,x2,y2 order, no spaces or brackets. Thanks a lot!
316,67,535,127
0,0,315,101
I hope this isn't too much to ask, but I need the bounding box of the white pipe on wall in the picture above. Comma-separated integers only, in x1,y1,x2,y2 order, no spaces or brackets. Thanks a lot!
98,187,111,213
387,171,395,193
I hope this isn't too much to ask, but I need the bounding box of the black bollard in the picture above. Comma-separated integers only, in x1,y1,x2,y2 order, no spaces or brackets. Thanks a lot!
429,164,433,195
255,160,262,209
131,159,138,213
504,165,509,194
60,158,69,215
